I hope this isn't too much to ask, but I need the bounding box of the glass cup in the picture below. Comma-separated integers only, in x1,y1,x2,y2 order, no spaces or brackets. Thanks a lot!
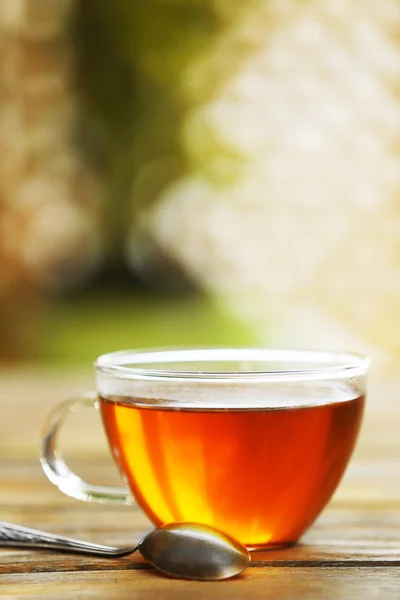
41,348,369,549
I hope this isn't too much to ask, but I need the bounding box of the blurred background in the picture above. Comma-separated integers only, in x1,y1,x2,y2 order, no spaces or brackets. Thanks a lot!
0,0,399,371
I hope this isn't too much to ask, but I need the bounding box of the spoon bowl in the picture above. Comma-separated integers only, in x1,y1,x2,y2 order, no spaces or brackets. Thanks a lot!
139,522,250,580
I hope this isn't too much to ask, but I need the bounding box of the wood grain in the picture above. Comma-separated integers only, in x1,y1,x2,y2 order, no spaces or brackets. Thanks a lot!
1,368,400,597
1,567,400,600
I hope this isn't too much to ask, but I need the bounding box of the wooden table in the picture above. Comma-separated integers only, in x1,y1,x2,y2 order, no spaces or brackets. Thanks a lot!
1,369,400,598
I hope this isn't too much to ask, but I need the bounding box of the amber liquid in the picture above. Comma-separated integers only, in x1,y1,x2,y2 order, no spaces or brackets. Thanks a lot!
100,395,364,547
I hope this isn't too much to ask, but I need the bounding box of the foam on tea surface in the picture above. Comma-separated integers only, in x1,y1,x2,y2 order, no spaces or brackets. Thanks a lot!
98,382,360,410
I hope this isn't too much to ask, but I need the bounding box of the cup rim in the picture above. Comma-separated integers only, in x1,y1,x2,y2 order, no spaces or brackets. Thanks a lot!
95,347,370,383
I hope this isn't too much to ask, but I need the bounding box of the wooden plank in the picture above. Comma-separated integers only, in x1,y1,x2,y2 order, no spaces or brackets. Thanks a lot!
1,369,400,597
0,541,399,576
1,567,399,600
0,447,400,573
0,475,400,573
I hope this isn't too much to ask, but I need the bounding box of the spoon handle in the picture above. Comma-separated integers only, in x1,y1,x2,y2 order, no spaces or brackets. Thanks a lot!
0,521,137,557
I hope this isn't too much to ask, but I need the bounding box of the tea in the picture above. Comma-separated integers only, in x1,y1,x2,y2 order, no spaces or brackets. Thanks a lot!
100,394,364,547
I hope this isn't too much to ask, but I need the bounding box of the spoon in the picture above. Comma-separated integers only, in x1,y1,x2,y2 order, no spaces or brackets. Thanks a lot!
0,521,250,580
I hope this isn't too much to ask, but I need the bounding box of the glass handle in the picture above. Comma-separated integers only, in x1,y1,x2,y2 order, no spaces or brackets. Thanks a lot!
40,392,134,505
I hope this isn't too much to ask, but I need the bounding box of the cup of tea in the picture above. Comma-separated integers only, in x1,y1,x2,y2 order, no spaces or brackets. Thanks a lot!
41,348,369,549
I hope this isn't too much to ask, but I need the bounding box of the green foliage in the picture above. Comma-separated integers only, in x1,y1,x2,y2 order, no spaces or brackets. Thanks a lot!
71,0,218,253
40,294,255,364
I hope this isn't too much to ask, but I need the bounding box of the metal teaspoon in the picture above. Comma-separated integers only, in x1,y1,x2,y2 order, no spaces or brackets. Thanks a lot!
0,521,250,580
